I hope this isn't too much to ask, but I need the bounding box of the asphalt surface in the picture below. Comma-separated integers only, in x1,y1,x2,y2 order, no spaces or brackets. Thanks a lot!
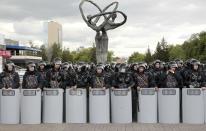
0,123,205,131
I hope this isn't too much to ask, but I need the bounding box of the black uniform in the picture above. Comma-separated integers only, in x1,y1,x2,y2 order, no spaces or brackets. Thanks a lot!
0,69,20,89
76,66,91,88
160,71,183,88
46,68,63,88
112,72,135,88
22,71,41,89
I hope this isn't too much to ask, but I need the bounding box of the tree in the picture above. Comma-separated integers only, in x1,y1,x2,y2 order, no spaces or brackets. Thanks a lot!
62,48,73,62
182,31,206,61
38,45,47,61
90,44,96,63
169,45,186,61
107,51,114,63
128,52,145,63
153,38,170,62
51,43,62,61
144,46,153,63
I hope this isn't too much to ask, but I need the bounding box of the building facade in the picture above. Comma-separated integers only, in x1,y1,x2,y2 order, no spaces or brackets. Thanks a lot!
47,21,62,48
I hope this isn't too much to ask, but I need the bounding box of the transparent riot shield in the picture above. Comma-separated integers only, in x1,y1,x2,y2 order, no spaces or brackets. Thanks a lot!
43,88,63,123
182,88,204,124
111,88,132,123
0,89,20,124
20,89,41,124
89,88,110,123
138,88,157,123
65,88,87,123
158,88,180,124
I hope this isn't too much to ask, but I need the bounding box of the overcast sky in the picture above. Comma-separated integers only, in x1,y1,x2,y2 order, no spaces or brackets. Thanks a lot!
0,0,206,57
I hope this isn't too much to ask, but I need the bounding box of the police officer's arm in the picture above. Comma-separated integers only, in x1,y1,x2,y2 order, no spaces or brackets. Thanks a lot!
87,72,92,88
90,75,95,88
13,72,20,89
111,73,117,88
45,70,51,88
22,73,27,89
128,74,135,88
175,73,183,88
72,73,78,86
0,73,4,89
133,73,139,88
158,72,167,88
104,75,112,89
183,70,191,88
58,71,64,89
148,73,157,88
37,73,43,89
200,72,206,87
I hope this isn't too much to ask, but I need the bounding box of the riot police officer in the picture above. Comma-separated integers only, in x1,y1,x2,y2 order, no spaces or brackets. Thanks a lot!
76,62,91,89
134,62,156,90
151,60,164,88
61,62,77,89
184,59,205,89
91,64,112,89
0,61,20,89
22,61,41,89
112,63,135,89
159,61,183,88
203,63,206,89
46,58,63,88
88,62,96,76
91,64,105,88
104,64,113,87
37,61,47,88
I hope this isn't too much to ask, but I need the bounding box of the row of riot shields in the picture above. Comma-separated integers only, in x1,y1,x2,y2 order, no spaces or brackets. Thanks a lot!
138,88,206,124
0,88,131,124
0,88,206,124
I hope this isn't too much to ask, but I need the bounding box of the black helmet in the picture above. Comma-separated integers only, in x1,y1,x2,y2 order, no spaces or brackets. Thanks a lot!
27,61,36,67
104,64,111,72
53,57,62,65
114,63,121,72
138,62,146,69
190,59,200,66
62,62,69,69
5,60,15,71
96,63,104,70
153,60,161,65
119,63,127,73
96,64,104,73
168,61,178,69
38,61,46,66
5,60,14,67
175,59,183,65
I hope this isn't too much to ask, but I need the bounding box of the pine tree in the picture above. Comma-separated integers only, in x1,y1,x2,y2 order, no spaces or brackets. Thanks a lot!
153,38,170,62
145,46,153,63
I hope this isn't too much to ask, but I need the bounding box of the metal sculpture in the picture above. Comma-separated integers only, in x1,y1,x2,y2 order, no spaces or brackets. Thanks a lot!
79,0,127,63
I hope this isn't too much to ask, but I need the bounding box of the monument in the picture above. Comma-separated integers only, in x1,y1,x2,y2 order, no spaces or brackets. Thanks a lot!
79,0,127,64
